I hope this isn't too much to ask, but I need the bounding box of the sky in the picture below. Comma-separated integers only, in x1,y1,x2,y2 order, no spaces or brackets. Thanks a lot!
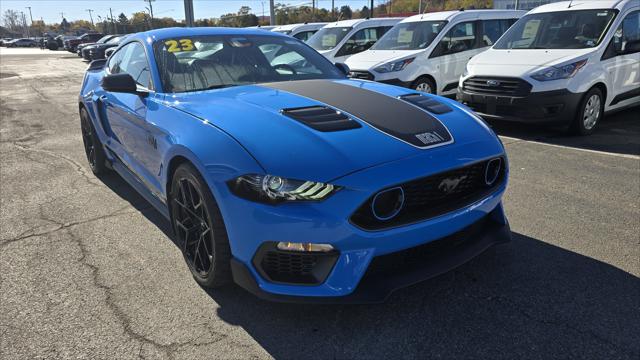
1,0,383,24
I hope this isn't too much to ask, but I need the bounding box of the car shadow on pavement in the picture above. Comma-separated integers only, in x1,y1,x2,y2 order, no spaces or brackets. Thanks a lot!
490,107,640,156
97,172,173,238
206,233,640,359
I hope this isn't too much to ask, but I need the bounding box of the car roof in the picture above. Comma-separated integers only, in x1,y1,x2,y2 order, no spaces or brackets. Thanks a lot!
529,0,629,14
134,27,290,42
401,9,525,23
322,17,403,28
272,22,326,32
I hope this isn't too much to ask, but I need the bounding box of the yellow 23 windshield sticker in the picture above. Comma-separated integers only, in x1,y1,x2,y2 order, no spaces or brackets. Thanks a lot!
165,39,195,52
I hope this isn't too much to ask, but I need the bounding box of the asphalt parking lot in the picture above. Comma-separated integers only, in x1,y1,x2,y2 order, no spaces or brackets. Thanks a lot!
1,48,638,359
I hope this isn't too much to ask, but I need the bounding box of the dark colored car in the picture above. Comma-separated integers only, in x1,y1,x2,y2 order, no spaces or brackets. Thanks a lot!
87,35,128,60
65,33,103,52
77,35,116,58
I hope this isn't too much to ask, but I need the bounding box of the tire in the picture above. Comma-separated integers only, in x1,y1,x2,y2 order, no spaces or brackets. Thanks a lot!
570,87,604,135
79,107,109,175
412,76,436,94
169,163,232,288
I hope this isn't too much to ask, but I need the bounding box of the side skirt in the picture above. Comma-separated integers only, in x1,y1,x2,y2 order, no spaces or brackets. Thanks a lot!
109,154,171,221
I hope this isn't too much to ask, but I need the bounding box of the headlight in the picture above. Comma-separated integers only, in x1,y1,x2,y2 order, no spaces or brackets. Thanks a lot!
227,174,339,204
373,57,415,73
531,59,587,81
462,63,470,77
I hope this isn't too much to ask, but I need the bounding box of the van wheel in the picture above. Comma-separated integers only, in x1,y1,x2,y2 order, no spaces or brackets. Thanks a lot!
412,76,436,94
570,88,603,135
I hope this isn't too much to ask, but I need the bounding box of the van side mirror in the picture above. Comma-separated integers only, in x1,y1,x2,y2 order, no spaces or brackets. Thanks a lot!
335,62,350,76
624,39,640,54
101,73,147,97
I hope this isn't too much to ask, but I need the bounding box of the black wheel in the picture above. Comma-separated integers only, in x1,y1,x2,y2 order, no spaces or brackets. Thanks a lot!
412,76,436,94
570,87,604,135
80,107,108,175
170,163,232,288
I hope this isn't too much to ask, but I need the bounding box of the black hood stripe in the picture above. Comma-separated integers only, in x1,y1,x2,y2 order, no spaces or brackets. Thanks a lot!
260,80,453,148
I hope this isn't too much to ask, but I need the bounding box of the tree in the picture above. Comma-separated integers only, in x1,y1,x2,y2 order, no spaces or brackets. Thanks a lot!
118,13,129,25
2,9,20,31
339,5,352,20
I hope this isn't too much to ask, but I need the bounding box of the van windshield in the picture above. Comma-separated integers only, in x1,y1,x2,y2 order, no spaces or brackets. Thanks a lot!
372,21,447,50
494,9,617,49
307,27,352,50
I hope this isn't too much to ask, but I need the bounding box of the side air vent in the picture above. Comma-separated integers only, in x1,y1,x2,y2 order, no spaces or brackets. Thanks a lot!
281,106,362,132
399,94,453,114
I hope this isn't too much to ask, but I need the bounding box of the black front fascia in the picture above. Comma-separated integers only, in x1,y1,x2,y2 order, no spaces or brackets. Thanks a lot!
261,80,453,148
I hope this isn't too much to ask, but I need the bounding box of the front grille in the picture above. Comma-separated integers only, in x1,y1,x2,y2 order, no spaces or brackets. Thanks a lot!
253,242,340,285
463,77,531,96
362,215,489,278
349,71,375,80
351,158,505,230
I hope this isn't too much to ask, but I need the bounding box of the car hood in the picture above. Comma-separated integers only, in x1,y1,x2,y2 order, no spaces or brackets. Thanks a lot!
346,49,424,70
166,79,500,182
469,48,594,76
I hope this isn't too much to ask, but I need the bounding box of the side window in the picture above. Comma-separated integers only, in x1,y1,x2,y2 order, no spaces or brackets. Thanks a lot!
107,45,127,74
337,26,387,57
481,19,514,47
110,42,152,89
617,11,640,54
293,31,316,41
436,21,477,56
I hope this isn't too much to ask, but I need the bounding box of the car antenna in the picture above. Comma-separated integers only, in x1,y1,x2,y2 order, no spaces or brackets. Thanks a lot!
568,0,573,8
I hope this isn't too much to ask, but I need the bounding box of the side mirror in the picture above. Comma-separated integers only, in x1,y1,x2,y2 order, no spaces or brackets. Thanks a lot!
335,62,350,76
624,39,640,54
101,73,147,96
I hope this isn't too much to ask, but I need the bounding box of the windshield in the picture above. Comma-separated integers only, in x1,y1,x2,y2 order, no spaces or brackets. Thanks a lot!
494,9,617,49
96,36,111,44
153,35,344,93
372,21,447,50
107,36,123,44
307,27,352,50
273,30,292,35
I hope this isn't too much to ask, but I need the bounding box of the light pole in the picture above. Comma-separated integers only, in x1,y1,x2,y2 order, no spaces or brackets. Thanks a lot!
86,9,94,27
184,0,195,27
270,0,275,25
25,7,34,36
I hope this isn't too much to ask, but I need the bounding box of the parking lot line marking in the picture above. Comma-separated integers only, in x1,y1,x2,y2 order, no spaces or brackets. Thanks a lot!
500,136,640,160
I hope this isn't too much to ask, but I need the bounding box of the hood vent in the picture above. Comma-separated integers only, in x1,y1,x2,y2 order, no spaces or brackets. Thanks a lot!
281,106,362,132
399,94,452,115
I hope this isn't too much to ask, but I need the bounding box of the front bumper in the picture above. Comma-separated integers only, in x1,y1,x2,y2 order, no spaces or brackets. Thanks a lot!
231,207,510,303
457,88,583,124
212,142,509,302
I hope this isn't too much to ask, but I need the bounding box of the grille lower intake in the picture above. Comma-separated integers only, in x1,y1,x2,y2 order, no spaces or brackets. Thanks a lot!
253,242,340,285
281,106,362,132
463,77,532,96
399,94,453,114
351,158,505,230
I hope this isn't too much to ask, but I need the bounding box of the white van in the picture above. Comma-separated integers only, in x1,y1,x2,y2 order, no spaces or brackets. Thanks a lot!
458,0,640,134
307,18,403,63
271,23,327,41
345,10,524,95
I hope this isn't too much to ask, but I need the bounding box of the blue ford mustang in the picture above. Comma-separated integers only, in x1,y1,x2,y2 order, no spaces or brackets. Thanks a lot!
78,27,510,303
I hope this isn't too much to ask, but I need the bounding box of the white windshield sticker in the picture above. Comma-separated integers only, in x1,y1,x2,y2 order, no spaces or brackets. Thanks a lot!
322,34,337,47
398,28,413,43
522,20,541,39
